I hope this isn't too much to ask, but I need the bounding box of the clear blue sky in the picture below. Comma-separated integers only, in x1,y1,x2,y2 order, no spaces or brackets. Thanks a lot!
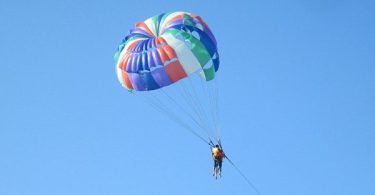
1,0,374,194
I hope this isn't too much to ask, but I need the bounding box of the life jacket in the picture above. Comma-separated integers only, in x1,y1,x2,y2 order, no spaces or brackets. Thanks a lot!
212,147,224,160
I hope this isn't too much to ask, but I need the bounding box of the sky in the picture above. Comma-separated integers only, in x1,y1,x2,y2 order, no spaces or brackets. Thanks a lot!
1,0,375,194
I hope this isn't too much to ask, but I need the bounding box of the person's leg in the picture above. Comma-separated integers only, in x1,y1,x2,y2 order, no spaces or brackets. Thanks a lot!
219,159,223,176
213,159,216,175
213,158,219,176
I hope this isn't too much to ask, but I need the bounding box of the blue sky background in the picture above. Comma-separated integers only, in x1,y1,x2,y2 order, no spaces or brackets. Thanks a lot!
1,0,374,194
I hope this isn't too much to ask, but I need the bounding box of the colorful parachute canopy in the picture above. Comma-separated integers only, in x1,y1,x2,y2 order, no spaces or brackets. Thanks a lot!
115,11,219,91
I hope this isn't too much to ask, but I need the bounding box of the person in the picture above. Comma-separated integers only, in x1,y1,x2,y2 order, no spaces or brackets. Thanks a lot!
211,144,225,178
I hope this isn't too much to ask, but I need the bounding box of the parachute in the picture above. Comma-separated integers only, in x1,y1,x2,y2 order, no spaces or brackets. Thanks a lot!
114,12,262,194
115,11,220,145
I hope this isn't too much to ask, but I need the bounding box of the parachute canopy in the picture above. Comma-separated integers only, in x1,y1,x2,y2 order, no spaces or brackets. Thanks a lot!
115,11,219,91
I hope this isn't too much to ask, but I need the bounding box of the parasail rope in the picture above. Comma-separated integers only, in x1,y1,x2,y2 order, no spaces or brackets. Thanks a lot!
225,154,263,195
139,92,211,146
180,78,214,139
158,89,210,137
213,78,222,140
178,80,212,139
200,76,220,142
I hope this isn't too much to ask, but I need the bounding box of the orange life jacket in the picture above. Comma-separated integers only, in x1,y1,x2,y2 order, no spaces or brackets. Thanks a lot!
212,147,224,160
